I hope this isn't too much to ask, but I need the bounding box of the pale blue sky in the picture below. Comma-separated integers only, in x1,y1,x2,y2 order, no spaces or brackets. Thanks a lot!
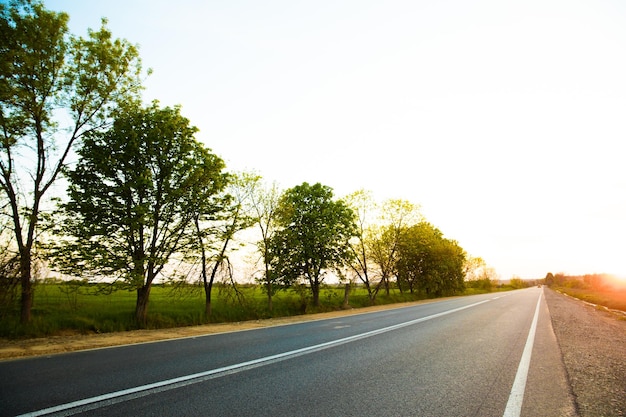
45,0,626,280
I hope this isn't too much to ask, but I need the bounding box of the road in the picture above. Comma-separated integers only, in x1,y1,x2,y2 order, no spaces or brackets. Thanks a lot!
0,287,576,416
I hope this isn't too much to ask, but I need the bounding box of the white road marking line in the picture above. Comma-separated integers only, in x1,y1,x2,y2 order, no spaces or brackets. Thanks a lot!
502,291,543,417
18,299,491,417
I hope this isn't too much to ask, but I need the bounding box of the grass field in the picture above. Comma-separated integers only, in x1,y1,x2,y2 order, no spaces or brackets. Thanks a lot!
4,282,620,340
555,285,626,313
0,283,503,339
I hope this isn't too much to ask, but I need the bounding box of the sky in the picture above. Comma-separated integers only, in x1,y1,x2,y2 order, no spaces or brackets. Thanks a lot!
44,0,626,280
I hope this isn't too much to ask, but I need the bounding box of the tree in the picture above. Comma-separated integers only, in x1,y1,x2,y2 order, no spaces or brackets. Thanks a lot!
464,256,487,282
194,171,256,318
425,234,466,296
509,277,529,289
249,178,282,312
344,190,379,304
0,0,144,322
53,102,227,324
464,256,498,291
367,199,422,295
396,222,466,297
269,182,356,307
395,223,431,294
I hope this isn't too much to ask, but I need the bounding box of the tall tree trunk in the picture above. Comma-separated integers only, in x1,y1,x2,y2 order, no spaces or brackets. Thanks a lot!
267,281,273,313
311,282,320,307
135,285,151,326
204,281,212,318
19,252,32,323
368,291,375,305
200,233,212,319
205,231,232,318
342,283,350,309
398,277,404,293
11,196,36,323
264,258,273,313
361,279,376,305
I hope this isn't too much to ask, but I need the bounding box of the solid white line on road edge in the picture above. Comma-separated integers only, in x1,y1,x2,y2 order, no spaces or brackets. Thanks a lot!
502,291,543,417
18,299,492,417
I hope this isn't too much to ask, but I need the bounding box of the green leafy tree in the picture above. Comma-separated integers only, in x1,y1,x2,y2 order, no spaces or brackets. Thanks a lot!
509,277,529,289
269,182,356,307
425,234,466,296
464,256,498,291
367,199,422,295
0,0,144,322
53,102,227,324
344,189,379,304
194,171,256,318
395,223,432,294
249,178,282,312
396,222,466,297
464,256,487,282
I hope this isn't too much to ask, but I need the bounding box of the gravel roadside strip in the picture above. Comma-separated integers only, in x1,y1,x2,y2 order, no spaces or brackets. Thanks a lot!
544,288,626,417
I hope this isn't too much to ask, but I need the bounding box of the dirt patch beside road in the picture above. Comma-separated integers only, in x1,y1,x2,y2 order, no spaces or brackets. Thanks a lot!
544,288,626,417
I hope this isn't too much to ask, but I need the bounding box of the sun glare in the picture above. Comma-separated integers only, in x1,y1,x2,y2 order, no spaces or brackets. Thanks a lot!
608,274,626,289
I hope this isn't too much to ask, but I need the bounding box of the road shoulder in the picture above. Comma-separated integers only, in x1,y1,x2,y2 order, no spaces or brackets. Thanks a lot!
523,291,578,416
544,288,626,417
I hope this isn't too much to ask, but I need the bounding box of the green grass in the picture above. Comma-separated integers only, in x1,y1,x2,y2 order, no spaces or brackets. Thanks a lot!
0,283,503,339
555,285,626,312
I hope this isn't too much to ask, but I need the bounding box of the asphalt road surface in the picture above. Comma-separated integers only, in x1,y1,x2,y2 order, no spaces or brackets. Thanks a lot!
0,287,576,416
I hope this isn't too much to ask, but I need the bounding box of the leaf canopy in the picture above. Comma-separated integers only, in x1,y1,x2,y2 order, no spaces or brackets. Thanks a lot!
55,102,228,287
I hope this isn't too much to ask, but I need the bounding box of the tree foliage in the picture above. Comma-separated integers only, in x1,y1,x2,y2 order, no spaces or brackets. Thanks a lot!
344,190,378,303
0,0,144,322
366,199,422,295
269,182,356,307
194,171,257,318
53,102,227,324
396,222,466,297
464,256,498,291
248,178,282,312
